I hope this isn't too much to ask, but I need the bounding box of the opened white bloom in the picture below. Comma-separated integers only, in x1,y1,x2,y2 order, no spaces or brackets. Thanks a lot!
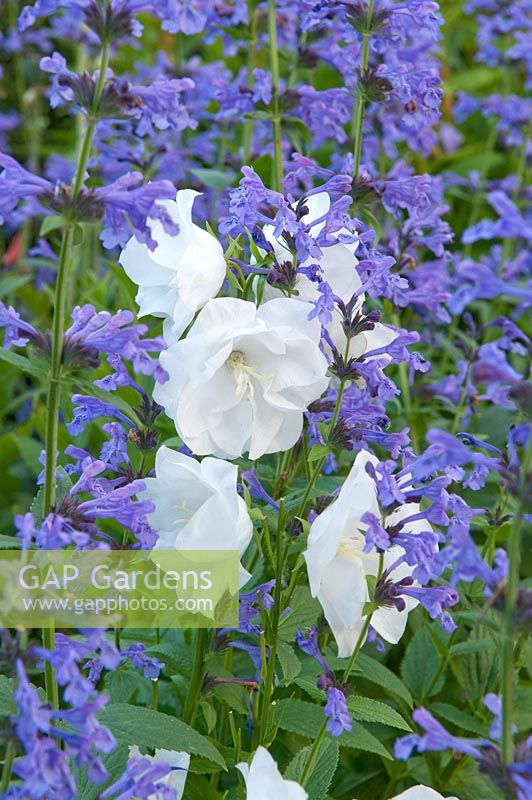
128,746,190,800
141,445,253,585
119,189,226,339
392,786,458,800
304,450,430,657
154,297,329,459
237,746,307,800
259,192,396,357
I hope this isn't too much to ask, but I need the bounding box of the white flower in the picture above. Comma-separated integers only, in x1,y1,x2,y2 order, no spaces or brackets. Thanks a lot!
119,189,226,338
304,450,431,657
391,786,458,800
141,445,253,585
261,192,361,307
237,747,307,800
128,746,190,800
153,296,329,459
258,191,397,357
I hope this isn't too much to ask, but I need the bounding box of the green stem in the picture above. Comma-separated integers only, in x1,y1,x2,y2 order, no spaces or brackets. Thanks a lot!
501,512,523,764
501,437,532,764
43,624,59,709
301,614,374,786
41,37,110,714
0,738,15,794
243,4,259,163
42,227,73,512
450,361,473,435
182,628,210,726
256,502,287,745
42,39,110,513
301,556,384,786
151,679,159,711
499,131,530,277
462,122,498,259
351,0,374,175
268,0,283,192
296,338,351,518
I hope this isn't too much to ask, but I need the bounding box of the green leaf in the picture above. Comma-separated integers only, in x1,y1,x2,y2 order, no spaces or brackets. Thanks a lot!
275,698,391,759
0,534,21,550
348,696,412,731
446,758,504,800
307,444,330,462
30,468,73,526
450,639,495,657
0,347,47,377
285,739,339,800
278,585,322,642
515,685,532,732
401,628,444,701
446,66,499,93
429,702,489,737
450,626,500,706
348,653,413,707
98,703,226,769
0,675,15,718
76,745,129,800
277,641,301,684
189,167,236,190
200,700,217,733
13,434,43,476
145,643,193,676
0,274,32,299
72,224,85,246
103,669,143,704
40,214,67,236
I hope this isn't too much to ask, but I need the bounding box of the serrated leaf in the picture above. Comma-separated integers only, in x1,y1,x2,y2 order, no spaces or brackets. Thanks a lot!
0,675,15,718
30,468,73,526
429,702,489,737
401,628,443,701
278,585,322,641
275,698,391,759
515,685,532,732
75,744,129,800
451,626,500,706
145,643,193,676
345,653,413,707
0,534,21,550
446,758,504,800
98,703,226,769
348,696,412,731
285,739,339,800
450,639,495,657
103,668,143,703
277,641,301,683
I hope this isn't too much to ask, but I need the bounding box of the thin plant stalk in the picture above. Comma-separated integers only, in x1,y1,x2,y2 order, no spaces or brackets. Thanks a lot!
40,40,110,712
256,501,288,746
182,627,210,725
268,0,283,192
351,0,374,175
300,616,372,786
243,3,259,163
300,554,384,785
501,436,532,763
